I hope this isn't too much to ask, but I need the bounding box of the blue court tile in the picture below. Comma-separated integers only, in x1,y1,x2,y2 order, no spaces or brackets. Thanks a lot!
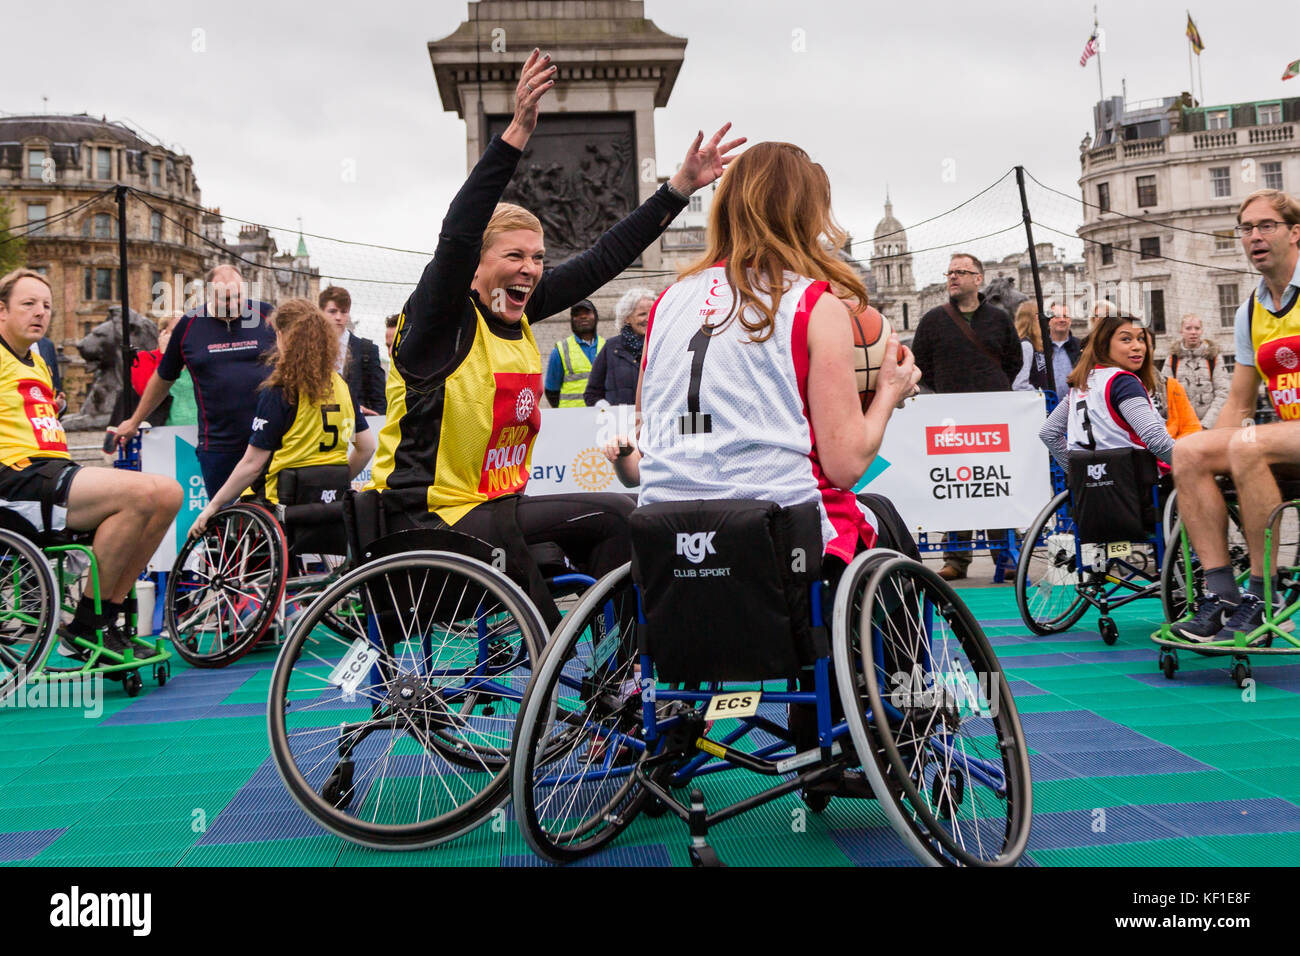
100,703,221,726
1006,680,1048,696
1012,710,1109,732
1066,650,1161,665
1144,798,1300,838
1000,653,1102,670
1024,727,1163,754
1026,753,1082,782
212,703,269,718
1047,747,1214,778
198,808,329,845
1026,806,1182,850
827,826,925,866
0,828,66,862
502,843,673,867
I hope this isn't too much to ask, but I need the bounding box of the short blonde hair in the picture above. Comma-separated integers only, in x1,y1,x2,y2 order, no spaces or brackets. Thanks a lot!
1237,189,1300,226
0,268,51,307
481,203,543,254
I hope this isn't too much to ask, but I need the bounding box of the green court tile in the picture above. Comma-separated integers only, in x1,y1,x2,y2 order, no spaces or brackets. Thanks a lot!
1091,771,1274,806
0,799,104,831
1028,778,1131,813
987,642,1095,658
705,830,854,866
336,841,503,867
1007,694,1075,713
38,817,200,857
139,748,266,778
1028,837,1232,867
179,836,341,867
100,768,256,800
4,761,136,788
1016,673,1148,693
1221,765,1300,798
1206,699,1300,721
1100,705,1221,727
1130,722,1294,749
1050,692,1181,712
1194,831,1300,866
1176,743,1298,772
32,847,186,867
48,738,178,764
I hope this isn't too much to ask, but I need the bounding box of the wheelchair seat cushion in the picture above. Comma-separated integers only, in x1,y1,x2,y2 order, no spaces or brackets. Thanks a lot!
629,498,823,683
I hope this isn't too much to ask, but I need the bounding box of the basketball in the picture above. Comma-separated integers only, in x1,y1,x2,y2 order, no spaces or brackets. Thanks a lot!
850,305,891,409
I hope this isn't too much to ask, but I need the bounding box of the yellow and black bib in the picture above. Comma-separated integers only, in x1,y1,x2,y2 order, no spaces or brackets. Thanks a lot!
0,341,68,469
1250,290,1300,421
368,302,542,525
261,373,355,504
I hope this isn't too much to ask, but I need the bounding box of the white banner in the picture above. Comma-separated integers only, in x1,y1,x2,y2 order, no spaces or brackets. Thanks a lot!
851,392,1052,534
139,395,1050,569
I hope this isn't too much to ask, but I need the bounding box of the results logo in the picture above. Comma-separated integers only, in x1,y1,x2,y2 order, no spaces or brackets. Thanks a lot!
925,423,1009,455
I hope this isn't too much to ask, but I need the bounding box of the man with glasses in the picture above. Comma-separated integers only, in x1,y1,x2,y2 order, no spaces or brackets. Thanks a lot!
910,252,1021,580
1170,189,1300,642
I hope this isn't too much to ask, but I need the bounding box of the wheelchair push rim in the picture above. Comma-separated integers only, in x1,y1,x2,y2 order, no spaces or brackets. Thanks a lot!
853,554,1032,866
0,528,58,703
267,549,546,850
165,502,288,668
1015,490,1088,636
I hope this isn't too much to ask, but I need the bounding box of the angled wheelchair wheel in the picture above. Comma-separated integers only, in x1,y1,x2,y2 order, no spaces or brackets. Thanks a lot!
0,529,57,703
1160,512,1250,624
267,550,546,849
842,553,1032,866
165,503,287,668
1015,490,1088,635
511,563,653,863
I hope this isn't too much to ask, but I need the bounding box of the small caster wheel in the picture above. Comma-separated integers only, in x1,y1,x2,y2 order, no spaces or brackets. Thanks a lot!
154,662,169,686
642,794,671,818
321,759,355,809
1160,651,1178,680
1232,660,1252,688
933,768,965,820
123,671,143,697
689,844,726,867
1099,617,1118,645
801,789,832,814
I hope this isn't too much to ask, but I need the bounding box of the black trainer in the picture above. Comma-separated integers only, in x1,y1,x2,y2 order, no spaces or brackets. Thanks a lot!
1169,593,1233,644
55,625,93,663
1217,592,1296,646
103,624,153,662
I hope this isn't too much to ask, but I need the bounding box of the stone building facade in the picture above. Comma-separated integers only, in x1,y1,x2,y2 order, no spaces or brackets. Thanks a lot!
1078,93,1300,366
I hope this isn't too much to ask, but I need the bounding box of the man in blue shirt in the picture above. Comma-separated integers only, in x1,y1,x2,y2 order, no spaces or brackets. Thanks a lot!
113,264,276,494
1045,300,1082,400
544,300,604,407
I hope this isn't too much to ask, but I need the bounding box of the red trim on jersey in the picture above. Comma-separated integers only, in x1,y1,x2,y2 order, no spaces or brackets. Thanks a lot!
792,282,878,560
1102,368,1148,449
640,287,670,374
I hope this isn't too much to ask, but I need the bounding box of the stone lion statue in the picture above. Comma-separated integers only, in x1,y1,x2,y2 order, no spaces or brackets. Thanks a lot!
62,307,159,431
982,275,1028,321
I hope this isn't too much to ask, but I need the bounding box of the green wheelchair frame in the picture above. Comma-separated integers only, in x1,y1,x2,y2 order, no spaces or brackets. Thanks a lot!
1154,491,1300,688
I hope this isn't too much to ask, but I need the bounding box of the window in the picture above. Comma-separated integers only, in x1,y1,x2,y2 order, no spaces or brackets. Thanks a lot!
1140,236,1161,260
1207,110,1230,130
688,194,702,213
1210,166,1231,198
1144,288,1166,334
151,158,162,187
150,211,162,241
1263,161,1284,191
27,149,47,180
84,267,114,301
1097,182,1110,212
902,302,909,331
1136,175,1157,208
1258,103,1282,126
1100,243,1114,266
1218,284,1239,327
26,204,47,237
1215,230,1236,252
92,213,112,239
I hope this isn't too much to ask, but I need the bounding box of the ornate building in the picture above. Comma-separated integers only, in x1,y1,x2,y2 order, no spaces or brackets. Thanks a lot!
868,195,919,333
202,217,319,304
1078,93,1300,365
0,114,207,407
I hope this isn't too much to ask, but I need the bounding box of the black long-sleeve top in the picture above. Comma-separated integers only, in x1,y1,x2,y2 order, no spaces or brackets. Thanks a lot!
910,294,1022,393
393,135,687,387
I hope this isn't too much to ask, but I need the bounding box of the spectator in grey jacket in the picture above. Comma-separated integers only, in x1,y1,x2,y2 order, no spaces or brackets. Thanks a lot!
1164,313,1229,426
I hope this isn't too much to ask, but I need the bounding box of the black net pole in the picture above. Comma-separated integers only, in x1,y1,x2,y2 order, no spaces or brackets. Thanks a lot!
1015,167,1051,352
115,184,137,419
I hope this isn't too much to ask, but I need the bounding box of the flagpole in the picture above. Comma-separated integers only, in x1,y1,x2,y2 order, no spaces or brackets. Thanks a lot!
1186,20,1196,102
1094,5,1104,102
1198,53,1206,105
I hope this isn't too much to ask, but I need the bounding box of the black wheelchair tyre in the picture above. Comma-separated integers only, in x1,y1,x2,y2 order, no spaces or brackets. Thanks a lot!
166,503,287,668
511,563,654,863
847,554,1033,866
267,550,546,849
1159,512,1250,624
0,528,58,704
1015,491,1089,636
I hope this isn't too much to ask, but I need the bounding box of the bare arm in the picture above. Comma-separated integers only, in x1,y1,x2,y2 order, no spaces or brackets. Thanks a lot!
112,371,174,444
602,368,644,487
348,427,377,481
1215,362,1260,430
188,445,273,536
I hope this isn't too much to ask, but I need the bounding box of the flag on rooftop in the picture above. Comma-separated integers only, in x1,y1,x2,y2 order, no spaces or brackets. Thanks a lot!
1079,33,1098,68
1186,14,1204,55
1284,59,1300,81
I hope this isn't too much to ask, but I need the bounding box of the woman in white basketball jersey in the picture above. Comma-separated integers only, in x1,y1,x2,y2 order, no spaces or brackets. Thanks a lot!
1039,313,1174,469
605,141,920,564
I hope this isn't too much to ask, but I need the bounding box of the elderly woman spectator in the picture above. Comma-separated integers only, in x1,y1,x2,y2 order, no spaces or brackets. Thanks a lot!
1164,313,1229,426
585,286,656,407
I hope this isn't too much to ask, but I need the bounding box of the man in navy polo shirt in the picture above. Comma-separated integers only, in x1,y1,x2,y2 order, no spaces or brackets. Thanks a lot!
113,264,276,494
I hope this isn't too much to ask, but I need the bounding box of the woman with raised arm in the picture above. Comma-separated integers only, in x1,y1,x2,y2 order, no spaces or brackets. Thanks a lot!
365,50,743,623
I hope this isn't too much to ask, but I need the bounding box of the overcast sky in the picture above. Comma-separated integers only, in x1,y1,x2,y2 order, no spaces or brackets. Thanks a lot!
9,0,1300,328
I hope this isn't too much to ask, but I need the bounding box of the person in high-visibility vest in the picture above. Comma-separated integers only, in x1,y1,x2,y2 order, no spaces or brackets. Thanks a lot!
544,299,604,407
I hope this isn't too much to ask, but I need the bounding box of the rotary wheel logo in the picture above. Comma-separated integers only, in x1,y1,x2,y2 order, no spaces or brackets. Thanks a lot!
572,447,614,492
515,387,536,422
1278,346,1299,371
28,386,43,401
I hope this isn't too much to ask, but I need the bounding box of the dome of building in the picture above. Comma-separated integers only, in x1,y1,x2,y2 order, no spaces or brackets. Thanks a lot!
873,196,905,241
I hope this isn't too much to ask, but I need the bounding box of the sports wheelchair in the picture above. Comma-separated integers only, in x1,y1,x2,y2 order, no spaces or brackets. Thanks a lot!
509,499,1033,867
1154,477,1300,686
265,489,597,849
165,465,358,668
1014,448,1172,646
0,509,170,704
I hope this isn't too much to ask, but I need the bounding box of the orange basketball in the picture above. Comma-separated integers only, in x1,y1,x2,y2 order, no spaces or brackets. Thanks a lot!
850,305,890,409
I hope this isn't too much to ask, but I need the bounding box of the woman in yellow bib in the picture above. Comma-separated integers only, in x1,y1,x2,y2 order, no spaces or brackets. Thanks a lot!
364,49,742,624
190,299,375,534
